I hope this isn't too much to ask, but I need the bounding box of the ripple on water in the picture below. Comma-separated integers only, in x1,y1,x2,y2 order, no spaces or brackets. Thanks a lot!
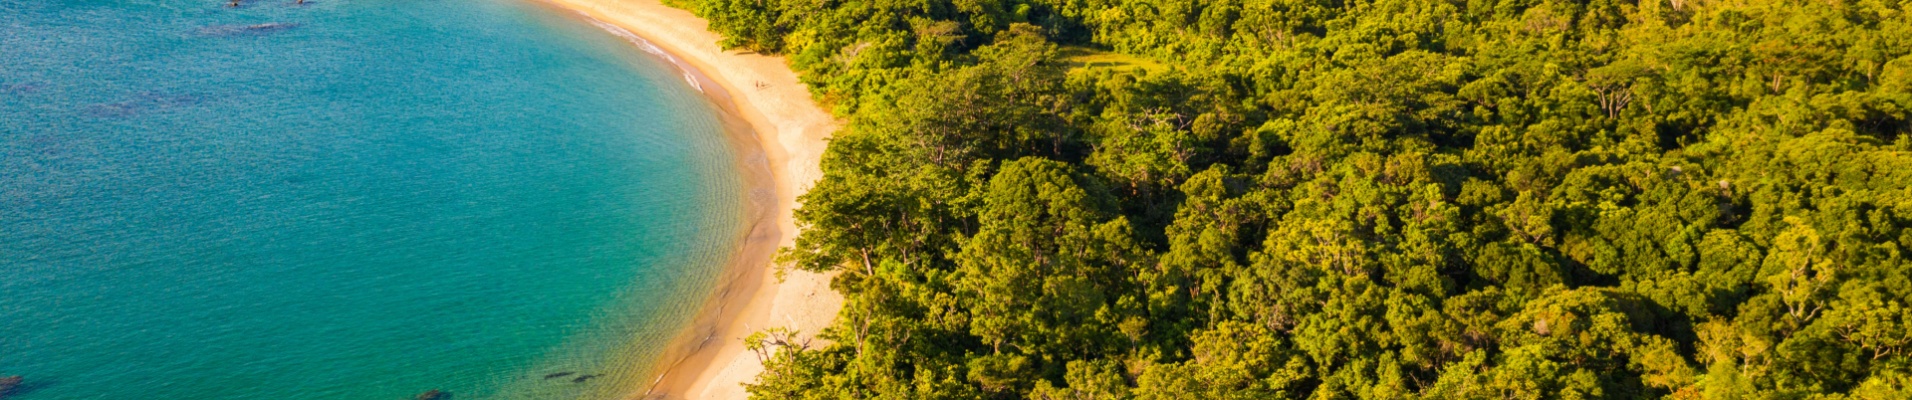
0,0,744,398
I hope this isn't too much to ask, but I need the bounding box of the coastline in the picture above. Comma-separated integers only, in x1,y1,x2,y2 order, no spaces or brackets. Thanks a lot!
535,1,842,399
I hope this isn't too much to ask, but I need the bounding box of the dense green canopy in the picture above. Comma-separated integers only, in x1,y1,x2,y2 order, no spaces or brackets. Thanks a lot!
685,0,1912,397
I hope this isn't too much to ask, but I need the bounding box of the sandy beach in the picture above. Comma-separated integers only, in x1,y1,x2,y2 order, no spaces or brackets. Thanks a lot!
537,0,842,398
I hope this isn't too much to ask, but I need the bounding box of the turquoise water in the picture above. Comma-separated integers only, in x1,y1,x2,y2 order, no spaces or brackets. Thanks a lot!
0,0,743,399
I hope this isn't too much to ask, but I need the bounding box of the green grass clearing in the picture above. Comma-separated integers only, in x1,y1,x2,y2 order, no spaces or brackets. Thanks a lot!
1059,46,1169,75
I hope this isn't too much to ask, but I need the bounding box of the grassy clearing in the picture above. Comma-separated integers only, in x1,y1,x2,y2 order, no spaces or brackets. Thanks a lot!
1058,46,1168,75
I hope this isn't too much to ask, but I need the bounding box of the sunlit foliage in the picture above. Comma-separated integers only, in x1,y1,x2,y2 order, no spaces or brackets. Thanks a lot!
694,0,1912,397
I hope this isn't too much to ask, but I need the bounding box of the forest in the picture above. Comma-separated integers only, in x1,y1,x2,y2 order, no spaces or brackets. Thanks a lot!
684,0,1912,397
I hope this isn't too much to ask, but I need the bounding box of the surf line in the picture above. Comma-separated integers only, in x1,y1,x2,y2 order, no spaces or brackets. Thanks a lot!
584,18,705,93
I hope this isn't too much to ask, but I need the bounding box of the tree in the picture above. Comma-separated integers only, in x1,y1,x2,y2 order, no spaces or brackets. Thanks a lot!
689,0,1912,397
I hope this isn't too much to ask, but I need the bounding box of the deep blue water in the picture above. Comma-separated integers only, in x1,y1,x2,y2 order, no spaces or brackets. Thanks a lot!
0,0,742,398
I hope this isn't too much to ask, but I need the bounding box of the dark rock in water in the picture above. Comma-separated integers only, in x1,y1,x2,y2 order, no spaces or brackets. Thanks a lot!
0,376,21,397
571,374,599,383
415,389,449,400
243,22,299,31
542,372,574,380
84,101,145,118
197,22,301,36
2,83,46,94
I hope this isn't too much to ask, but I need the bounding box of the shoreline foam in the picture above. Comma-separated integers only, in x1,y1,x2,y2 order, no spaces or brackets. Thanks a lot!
535,1,842,399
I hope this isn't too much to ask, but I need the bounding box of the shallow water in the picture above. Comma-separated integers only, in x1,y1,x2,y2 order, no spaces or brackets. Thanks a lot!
0,0,741,398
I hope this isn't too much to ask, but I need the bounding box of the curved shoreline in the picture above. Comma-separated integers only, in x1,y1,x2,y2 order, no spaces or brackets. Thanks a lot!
535,1,842,399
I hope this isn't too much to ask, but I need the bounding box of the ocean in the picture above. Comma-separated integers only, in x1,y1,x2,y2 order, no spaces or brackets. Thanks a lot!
0,0,743,398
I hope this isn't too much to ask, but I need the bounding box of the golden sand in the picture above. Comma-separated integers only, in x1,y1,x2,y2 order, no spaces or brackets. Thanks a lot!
539,0,843,398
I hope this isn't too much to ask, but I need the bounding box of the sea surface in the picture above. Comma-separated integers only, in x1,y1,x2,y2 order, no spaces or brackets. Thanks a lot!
0,0,744,398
